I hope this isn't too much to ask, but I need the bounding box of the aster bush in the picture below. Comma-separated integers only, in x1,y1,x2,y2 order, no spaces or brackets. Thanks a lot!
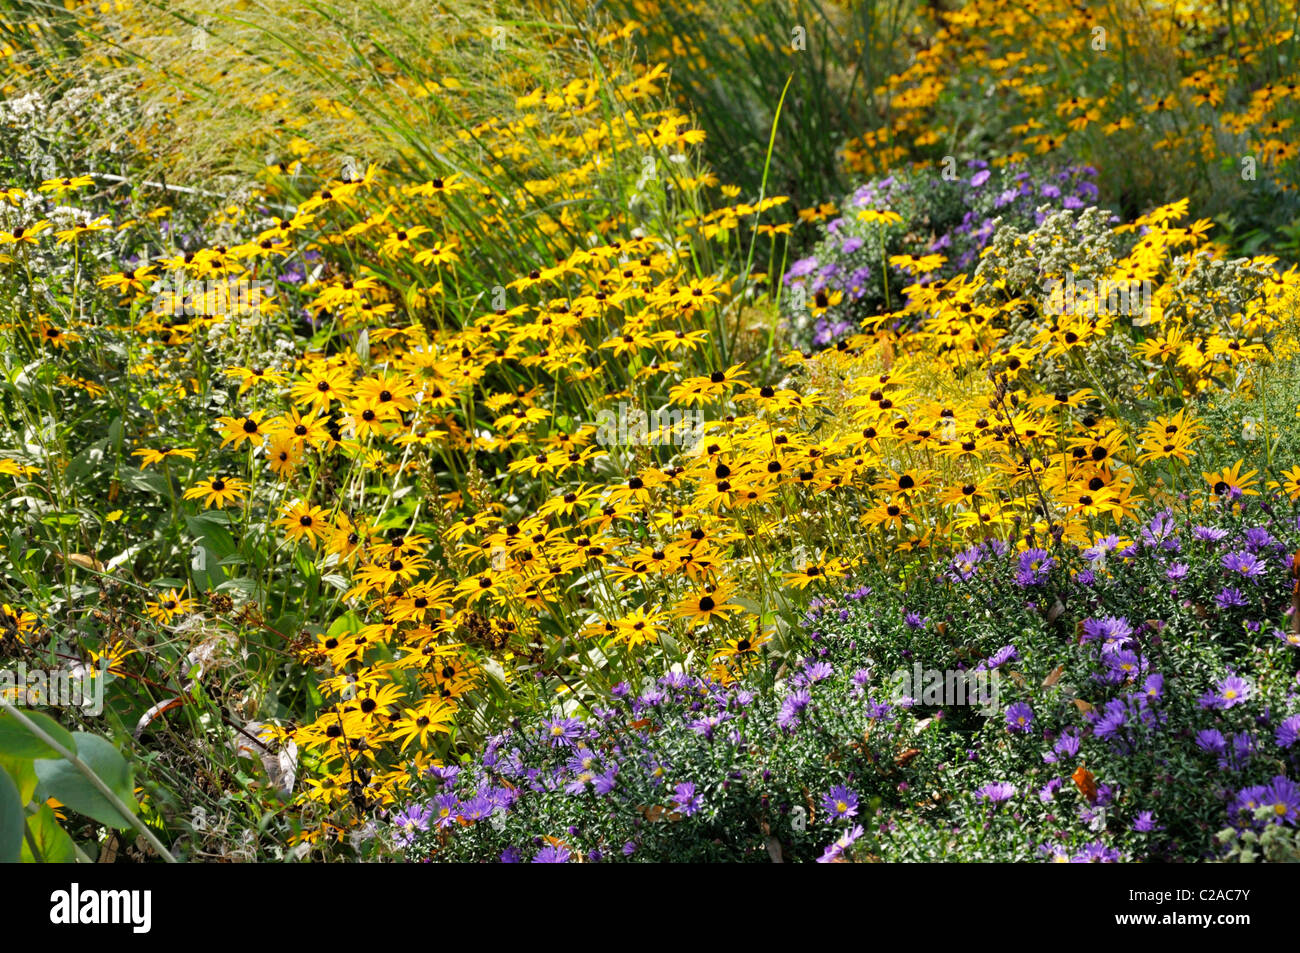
396,497,1300,862
782,160,1105,349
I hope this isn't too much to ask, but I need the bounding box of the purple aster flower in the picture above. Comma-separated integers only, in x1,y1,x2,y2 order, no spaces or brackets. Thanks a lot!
1193,525,1229,543
803,660,834,683
1052,731,1082,761
542,716,584,747
816,824,864,862
425,763,460,785
949,546,985,581
970,169,991,188
1141,510,1179,551
1215,587,1249,609
687,713,729,741
532,845,571,863
593,766,619,795
1215,675,1253,709
1132,810,1158,832
1196,728,1228,754
1084,535,1119,561
431,793,459,829
1166,562,1189,581
981,644,1019,670
1039,777,1063,801
1260,776,1300,824
1039,842,1072,862
1104,649,1143,683
975,782,1017,804
1071,842,1121,863
1081,615,1132,645
1092,699,1127,740
1005,701,1034,734
1242,526,1277,551
1143,673,1164,701
821,785,860,822
459,794,495,822
785,257,819,280
778,688,812,730
391,803,431,846
671,782,701,817
865,697,893,720
1222,551,1266,578
1015,548,1054,587
1276,714,1300,748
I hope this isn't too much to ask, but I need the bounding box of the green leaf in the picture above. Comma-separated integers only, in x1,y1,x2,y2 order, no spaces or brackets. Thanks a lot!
121,467,169,496
186,514,238,592
0,711,76,760
327,611,365,638
35,732,136,830
0,754,37,803
0,767,23,862
64,438,108,485
40,512,81,528
21,804,77,863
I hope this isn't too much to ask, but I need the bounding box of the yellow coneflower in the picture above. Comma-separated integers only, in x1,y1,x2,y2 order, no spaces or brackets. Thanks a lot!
131,447,199,469
216,410,270,449
673,583,741,629
144,588,196,625
183,475,249,509
276,500,330,546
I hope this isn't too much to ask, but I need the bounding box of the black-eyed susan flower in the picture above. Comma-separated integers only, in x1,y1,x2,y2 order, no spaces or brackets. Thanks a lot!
145,588,197,625
183,475,249,509
673,583,741,628
132,447,198,469
276,500,330,545
216,410,270,449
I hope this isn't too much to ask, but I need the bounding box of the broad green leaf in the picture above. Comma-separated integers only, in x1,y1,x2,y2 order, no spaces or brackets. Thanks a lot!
64,439,108,485
327,612,365,638
40,512,81,528
35,732,136,830
21,804,77,863
186,514,238,591
0,767,23,862
0,754,37,803
0,711,76,760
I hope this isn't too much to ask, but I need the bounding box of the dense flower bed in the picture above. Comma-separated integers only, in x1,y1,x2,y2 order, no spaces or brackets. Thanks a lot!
3,0,1300,864
398,498,1300,861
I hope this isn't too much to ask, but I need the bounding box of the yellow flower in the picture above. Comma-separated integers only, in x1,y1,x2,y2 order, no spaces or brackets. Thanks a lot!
131,447,198,469
1202,460,1258,498
144,588,196,625
38,175,95,195
183,475,249,509
276,500,330,545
